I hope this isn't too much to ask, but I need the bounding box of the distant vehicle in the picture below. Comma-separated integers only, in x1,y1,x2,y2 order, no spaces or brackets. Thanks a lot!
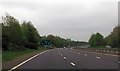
106,45,111,48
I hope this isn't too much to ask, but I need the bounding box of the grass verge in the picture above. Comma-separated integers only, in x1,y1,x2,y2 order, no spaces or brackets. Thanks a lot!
2,47,50,62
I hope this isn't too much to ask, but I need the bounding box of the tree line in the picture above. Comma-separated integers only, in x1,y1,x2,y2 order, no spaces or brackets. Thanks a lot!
105,26,119,48
2,14,40,51
2,14,117,51
40,35,87,48
89,26,119,48
1,14,85,51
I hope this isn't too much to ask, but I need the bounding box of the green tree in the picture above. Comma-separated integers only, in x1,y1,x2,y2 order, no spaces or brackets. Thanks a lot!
95,33,104,46
2,23,9,50
21,21,40,49
40,35,73,48
89,34,96,46
2,14,41,51
105,26,119,48
2,14,24,50
89,32,104,47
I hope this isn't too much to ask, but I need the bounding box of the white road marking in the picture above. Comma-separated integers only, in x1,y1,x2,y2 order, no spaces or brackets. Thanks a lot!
59,53,61,55
96,56,101,59
61,54,62,56
8,50,49,71
84,54,87,56
70,62,76,66
63,57,66,60
118,62,120,64
78,53,80,54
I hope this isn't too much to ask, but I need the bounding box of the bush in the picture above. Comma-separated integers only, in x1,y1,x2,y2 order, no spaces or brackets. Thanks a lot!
7,43,24,51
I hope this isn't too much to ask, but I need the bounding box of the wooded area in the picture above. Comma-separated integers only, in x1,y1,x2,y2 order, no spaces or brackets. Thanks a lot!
89,26,119,48
2,14,40,51
1,14,119,51
1,14,86,51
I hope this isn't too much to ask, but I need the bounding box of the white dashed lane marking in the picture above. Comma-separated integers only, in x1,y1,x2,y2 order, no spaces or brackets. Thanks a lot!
96,56,101,59
63,57,66,60
58,53,61,55
84,54,87,56
70,62,76,66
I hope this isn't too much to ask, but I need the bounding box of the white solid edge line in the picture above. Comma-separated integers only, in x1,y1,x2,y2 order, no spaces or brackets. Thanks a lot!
70,62,76,66
8,50,49,71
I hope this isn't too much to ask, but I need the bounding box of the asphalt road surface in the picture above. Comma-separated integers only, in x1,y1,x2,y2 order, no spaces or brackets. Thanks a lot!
9,48,119,70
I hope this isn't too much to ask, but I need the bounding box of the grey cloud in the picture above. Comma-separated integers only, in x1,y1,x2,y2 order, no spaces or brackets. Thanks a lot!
0,1,118,41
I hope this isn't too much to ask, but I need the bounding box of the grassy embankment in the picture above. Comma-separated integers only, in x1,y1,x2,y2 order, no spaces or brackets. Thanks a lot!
0,53,1,68
2,47,50,62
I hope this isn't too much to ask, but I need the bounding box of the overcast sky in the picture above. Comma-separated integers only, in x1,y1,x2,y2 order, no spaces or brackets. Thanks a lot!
0,0,119,41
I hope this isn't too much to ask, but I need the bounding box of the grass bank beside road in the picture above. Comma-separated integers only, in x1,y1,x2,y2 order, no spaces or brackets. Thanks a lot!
3,47,51,69
0,53,2,69
3,47,50,62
